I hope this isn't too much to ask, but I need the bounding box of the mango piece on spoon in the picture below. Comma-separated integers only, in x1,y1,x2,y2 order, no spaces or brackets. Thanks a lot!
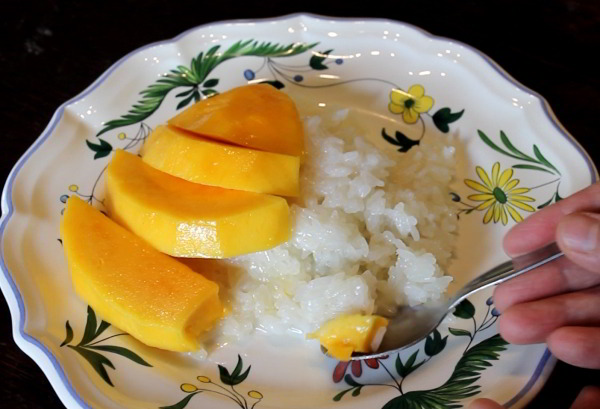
60,196,224,352
307,314,389,361
140,125,300,197
106,150,291,258
168,84,304,156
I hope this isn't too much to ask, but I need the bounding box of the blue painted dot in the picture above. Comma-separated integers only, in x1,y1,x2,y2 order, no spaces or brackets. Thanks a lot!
243,69,255,80
491,308,500,317
335,58,343,65
60,194,69,204
486,296,493,306
293,75,303,82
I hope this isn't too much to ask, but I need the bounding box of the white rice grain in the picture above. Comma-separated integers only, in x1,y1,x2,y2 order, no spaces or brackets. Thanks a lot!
209,108,458,343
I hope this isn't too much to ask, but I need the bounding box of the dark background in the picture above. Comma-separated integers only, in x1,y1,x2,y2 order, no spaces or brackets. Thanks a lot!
1,1,599,408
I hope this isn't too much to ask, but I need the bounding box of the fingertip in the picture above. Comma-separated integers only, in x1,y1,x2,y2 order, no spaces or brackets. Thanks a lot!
497,312,527,344
547,327,600,369
571,386,600,409
497,304,552,345
492,284,511,312
502,221,531,257
502,214,556,257
556,212,600,273
503,182,600,257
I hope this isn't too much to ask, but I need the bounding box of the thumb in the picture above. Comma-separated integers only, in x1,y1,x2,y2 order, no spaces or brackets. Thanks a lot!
557,212,600,273
467,398,503,409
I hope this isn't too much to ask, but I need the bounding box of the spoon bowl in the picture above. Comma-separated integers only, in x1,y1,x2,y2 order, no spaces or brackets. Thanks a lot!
350,242,564,360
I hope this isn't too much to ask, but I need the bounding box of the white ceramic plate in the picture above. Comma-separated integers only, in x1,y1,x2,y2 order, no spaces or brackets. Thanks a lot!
1,14,597,409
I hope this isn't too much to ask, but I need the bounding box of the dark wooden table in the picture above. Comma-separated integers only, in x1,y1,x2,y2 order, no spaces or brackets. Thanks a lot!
1,1,599,408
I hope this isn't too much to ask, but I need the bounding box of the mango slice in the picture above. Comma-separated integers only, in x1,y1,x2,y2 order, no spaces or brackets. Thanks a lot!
105,150,291,258
60,196,224,351
307,314,389,361
168,84,304,156
140,125,300,197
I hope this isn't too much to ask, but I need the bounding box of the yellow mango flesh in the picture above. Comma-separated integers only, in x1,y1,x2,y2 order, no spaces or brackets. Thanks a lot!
140,125,300,197
60,196,224,351
106,150,291,258
168,84,304,156
307,314,389,361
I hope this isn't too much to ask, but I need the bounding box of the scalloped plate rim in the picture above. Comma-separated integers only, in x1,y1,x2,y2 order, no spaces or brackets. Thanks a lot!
0,12,597,409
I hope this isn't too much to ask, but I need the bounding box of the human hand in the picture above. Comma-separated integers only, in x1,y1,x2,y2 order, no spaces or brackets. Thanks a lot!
469,386,600,409
469,182,600,408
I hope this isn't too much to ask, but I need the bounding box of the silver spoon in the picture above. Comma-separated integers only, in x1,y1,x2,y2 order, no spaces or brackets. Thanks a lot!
350,241,563,360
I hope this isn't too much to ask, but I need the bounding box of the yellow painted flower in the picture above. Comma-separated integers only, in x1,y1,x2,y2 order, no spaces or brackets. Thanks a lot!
197,376,211,383
465,162,535,225
388,85,434,124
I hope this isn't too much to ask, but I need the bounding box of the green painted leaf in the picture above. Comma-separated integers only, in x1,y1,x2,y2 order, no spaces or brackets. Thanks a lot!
432,108,464,133
86,139,113,160
97,39,318,136
381,395,413,409
60,321,73,347
477,130,524,161
203,78,219,87
231,365,251,386
448,327,472,337
396,350,419,378
333,388,353,402
97,40,318,136
512,164,555,174
404,350,418,369
216,355,251,385
389,334,508,407
218,364,232,385
395,354,405,377
381,128,420,152
175,88,195,98
382,128,402,146
87,345,152,367
537,195,554,209
478,130,510,155
425,329,448,357
555,190,563,201
201,89,218,96
344,374,362,387
94,320,111,339
396,350,421,377
309,49,333,70
499,130,530,160
533,145,561,175
352,386,362,396
79,306,98,346
453,299,476,319
231,354,244,379
70,345,115,386
159,392,200,409
176,93,196,110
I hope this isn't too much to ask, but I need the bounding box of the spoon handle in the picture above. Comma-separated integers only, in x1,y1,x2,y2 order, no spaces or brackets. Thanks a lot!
450,242,564,310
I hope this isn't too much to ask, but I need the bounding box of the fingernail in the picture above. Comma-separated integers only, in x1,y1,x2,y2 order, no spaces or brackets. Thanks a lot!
559,213,600,253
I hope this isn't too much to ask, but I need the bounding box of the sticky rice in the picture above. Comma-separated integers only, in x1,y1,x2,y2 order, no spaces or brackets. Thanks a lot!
210,108,457,341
